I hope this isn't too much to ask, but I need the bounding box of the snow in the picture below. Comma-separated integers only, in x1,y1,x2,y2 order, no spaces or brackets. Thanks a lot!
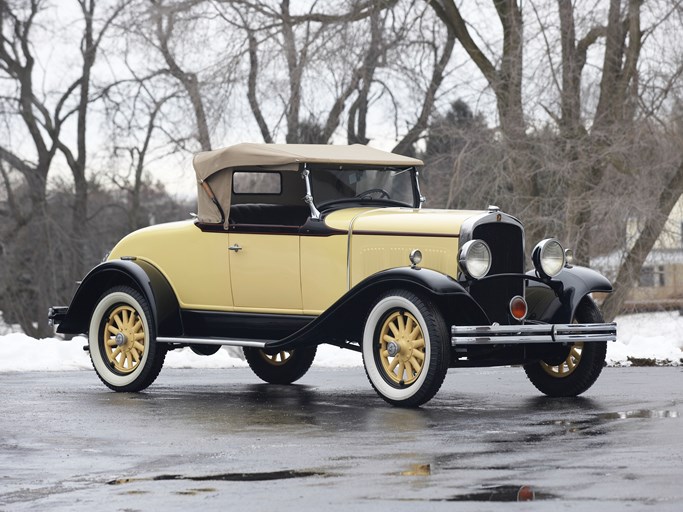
0,312,681,373
605,311,683,365
0,333,362,373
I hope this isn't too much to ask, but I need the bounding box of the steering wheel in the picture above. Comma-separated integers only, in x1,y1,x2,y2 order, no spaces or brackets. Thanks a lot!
355,188,391,200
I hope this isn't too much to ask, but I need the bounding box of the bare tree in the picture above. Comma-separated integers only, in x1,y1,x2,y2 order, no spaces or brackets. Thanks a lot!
103,79,177,230
392,4,457,154
150,0,213,150
427,0,546,242
219,0,372,144
0,0,128,335
424,0,683,319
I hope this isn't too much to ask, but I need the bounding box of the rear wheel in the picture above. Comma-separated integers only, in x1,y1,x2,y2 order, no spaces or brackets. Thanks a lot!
362,290,449,407
88,286,166,392
243,346,317,384
524,297,607,397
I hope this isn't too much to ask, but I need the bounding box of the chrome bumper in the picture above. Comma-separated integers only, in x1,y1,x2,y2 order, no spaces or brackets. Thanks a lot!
48,306,68,327
451,322,617,346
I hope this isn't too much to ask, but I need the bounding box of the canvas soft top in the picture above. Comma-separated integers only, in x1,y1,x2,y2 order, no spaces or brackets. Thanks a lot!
193,143,423,226
193,143,423,181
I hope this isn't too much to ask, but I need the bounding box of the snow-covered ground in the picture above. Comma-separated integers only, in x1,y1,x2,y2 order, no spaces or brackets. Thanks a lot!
0,311,681,373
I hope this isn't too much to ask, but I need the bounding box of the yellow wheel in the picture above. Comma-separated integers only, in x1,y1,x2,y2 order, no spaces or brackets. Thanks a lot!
377,310,426,385
88,286,166,392
102,305,146,374
363,290,449,407
540,342,583,378
524,298,607,397
259,350,293,367
243,346,317,384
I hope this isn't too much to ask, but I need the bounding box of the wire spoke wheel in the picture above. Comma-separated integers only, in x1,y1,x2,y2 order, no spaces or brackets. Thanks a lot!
540,342,583,378
378,310,426,385
103,305,146,374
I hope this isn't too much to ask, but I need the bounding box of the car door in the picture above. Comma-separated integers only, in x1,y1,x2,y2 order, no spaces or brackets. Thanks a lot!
228,232,302,313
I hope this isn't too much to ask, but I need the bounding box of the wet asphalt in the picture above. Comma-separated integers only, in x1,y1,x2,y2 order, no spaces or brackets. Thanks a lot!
1,365,682,511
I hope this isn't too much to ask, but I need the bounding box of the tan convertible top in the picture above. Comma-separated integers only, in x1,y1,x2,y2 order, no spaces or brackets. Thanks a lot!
193,143,423,226
193,143,423,180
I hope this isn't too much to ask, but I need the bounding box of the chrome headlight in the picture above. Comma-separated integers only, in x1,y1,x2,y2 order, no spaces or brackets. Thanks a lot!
458,240,491,279
532,238,565,278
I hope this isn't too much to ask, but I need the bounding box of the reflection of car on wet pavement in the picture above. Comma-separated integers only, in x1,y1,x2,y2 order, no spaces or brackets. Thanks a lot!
49,143,616,406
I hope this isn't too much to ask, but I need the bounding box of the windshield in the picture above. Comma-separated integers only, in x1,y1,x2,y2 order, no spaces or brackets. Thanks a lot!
310,167,417,209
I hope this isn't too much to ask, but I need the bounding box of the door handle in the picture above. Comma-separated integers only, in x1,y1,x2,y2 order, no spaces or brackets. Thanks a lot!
228,244,242,252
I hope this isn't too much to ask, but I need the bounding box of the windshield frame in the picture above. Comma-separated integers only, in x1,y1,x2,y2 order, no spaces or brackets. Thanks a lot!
304,164,421,213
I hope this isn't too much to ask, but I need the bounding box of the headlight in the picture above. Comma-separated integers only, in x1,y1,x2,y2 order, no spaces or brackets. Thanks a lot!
458,240,491,279
532,238,565,278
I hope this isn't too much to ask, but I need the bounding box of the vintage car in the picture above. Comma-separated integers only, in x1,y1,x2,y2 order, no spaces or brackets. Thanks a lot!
49,143,617,407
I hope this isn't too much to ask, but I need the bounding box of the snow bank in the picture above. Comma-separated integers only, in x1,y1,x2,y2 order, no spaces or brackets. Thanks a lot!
0,333,92,372
607,311,683,365
0,311,680,372
0,333,361,372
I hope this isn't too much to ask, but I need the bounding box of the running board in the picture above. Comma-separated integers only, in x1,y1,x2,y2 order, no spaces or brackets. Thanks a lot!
156,336,269,349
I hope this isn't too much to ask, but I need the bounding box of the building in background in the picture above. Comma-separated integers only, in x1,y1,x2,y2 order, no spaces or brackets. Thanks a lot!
593,198,683,312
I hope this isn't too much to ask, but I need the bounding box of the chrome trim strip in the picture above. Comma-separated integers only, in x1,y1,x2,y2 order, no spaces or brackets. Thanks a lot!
451,322,617,346
157,336,269,348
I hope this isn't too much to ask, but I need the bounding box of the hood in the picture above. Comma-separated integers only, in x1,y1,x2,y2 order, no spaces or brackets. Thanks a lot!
324,207,486,236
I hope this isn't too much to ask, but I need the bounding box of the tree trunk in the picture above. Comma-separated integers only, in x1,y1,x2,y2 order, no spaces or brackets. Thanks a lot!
601,158,683,321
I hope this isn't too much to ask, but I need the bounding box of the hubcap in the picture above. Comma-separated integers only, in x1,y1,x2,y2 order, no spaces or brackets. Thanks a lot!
103,305,146,374
541,342,583,378
114,332,127,347
377,310,426,385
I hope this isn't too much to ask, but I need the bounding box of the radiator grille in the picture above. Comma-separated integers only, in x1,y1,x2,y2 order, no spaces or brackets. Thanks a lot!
468,222,525,324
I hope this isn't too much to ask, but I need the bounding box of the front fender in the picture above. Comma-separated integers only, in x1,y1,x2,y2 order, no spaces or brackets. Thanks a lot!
525,265,613,324
265,266,488,351
56,259,182,336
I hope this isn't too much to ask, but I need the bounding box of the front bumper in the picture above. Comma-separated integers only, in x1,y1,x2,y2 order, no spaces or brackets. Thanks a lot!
451,322,617,346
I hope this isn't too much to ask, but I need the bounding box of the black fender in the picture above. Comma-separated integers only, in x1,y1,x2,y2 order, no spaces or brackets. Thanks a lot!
56,259,182,337
525,265,613,324
265,266,489,352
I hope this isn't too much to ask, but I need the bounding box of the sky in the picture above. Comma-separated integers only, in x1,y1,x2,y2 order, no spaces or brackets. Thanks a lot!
1,310,681,373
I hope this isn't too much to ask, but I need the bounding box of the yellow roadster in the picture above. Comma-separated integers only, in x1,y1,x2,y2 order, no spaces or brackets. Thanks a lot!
50,144,616,407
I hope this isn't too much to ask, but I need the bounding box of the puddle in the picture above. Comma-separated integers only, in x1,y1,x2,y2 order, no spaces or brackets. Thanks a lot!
444,485,555,502
400,463,431,476
598,410,679,420
535,418,607,437
108,469,325,485
174,488,217,496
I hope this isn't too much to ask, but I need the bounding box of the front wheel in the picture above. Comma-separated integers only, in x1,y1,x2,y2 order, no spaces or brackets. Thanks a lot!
362,290,449,407
524,297,607,397
88,286,166,392
243,346,317,384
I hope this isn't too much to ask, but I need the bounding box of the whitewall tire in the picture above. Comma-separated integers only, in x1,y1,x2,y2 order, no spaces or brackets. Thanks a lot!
362,290,449,407
88,286,166,392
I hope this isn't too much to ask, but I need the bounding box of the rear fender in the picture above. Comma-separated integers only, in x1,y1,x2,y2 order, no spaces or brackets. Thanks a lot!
525,265,613,324
56,259,182,337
